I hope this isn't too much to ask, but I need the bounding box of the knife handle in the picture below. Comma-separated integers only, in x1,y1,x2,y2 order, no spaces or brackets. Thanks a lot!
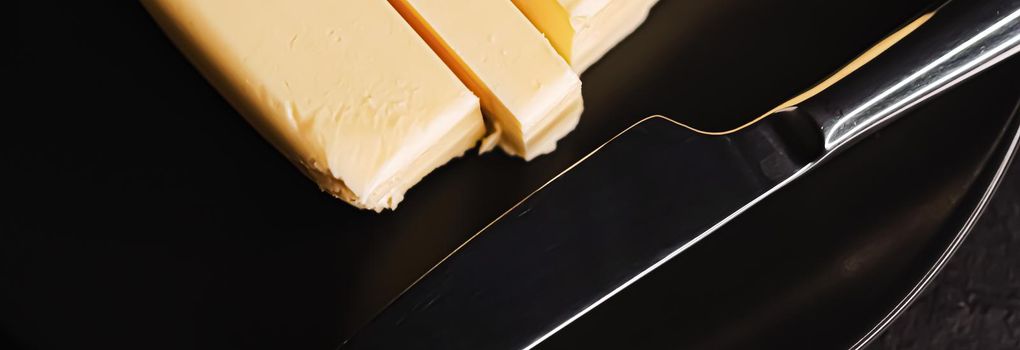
800,0,1020,152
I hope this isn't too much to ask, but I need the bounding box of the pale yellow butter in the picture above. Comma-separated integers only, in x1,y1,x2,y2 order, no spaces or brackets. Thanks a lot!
391,0,584,160
142,0,485,211
513,0,659,72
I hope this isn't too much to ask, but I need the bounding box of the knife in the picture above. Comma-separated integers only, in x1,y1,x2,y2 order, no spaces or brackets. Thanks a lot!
343,0,1020,348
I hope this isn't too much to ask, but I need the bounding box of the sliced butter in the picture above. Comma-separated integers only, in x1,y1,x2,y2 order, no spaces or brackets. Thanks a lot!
142,0,485,211
391,0,584,160
513,0,659,72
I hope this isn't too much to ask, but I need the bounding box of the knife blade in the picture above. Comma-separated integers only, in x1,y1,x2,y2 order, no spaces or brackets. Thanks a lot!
343,0,1020,348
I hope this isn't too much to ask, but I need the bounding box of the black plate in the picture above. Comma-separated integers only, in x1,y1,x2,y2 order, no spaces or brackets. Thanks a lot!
539,55,1020,349
12,0,1012,349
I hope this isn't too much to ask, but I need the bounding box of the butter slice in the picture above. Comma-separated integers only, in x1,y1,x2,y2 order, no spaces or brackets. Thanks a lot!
512,0,658,72
142,0,485,211
391,0,583,160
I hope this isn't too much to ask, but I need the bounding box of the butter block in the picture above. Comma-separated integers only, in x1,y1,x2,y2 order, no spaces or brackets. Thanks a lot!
142,0,485,211
513,0,659,72
391,0,584,160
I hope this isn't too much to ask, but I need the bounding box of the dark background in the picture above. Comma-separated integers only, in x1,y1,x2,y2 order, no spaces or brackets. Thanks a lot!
871,160,1020,350
7,0,1018,349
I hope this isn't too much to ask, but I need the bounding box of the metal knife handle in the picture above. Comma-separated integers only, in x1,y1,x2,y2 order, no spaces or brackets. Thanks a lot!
801,0,1020,152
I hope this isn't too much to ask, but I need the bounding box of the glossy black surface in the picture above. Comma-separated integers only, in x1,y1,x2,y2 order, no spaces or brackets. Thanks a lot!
6,0,964,349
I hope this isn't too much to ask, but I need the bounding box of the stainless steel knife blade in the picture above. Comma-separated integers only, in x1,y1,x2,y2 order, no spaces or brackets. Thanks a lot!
343,1,1020,348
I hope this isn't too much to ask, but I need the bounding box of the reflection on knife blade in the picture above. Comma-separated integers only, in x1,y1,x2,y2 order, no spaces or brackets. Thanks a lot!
343,1,1020,348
